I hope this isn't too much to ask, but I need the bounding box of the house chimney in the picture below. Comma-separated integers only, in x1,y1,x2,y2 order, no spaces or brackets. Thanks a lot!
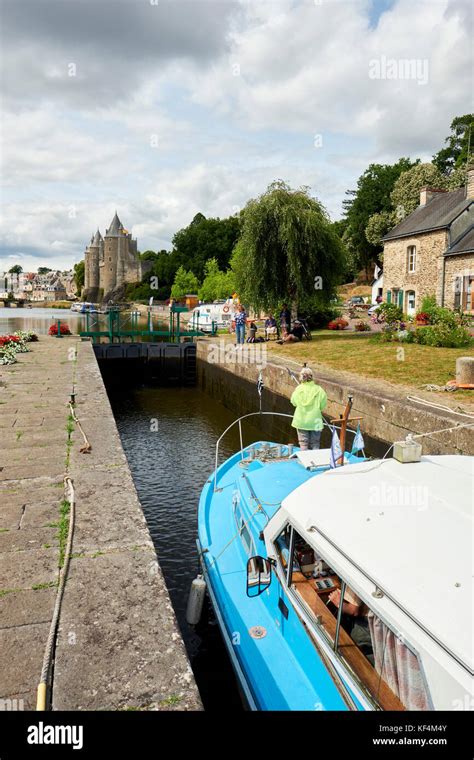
419,186,448,206
466,164,474,200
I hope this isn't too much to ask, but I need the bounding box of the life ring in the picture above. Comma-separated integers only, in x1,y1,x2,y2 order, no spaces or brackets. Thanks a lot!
223,305,230,313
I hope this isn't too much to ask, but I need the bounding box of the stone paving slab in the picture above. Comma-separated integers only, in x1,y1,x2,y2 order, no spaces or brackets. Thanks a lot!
0,547,59,589
0,587,57,629
0,622,52,709
0,337,202,711
53,550,197,711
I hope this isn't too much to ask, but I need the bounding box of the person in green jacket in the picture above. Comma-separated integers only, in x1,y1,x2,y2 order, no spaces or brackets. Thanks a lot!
290,367,327,450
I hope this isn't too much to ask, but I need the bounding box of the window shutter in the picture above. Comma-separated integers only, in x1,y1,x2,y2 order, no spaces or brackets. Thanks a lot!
398,290,404,308
387,291,391,303
454,277,461,309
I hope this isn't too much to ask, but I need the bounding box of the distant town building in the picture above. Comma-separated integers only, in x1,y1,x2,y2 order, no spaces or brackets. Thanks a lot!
0,270,75,302
83,212,144,301
382,166,474,315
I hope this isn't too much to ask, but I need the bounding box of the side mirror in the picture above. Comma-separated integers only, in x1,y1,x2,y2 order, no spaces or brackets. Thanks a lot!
246,556,272,598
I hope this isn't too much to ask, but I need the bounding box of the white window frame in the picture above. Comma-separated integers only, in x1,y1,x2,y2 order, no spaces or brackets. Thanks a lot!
407,245,416,273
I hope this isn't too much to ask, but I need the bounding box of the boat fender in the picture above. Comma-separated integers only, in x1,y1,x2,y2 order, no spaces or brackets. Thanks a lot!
186,574,207,625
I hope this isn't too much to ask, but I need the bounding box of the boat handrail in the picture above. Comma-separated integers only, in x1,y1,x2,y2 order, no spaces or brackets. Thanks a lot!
213,411,359,493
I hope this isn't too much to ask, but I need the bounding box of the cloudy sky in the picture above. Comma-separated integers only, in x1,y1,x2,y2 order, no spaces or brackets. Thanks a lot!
0,0,471,272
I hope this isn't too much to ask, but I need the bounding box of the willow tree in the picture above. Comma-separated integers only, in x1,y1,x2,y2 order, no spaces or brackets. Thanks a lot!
231,181,345,315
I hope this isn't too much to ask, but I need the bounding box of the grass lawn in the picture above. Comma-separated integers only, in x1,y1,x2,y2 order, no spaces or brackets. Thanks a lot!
265,331,474,398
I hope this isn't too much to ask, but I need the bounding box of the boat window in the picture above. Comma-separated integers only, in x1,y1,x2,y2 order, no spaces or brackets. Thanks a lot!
233,496,256,556
287,529,431,711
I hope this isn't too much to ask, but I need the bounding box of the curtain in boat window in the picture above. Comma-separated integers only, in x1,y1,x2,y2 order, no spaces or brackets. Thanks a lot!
368,612,430,710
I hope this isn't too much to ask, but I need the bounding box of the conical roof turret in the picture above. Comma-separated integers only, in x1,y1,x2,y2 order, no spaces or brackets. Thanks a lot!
106,212,122,236
92,229,103,246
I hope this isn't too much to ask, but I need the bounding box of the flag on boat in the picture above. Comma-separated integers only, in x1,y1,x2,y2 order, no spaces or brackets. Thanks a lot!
329,426,342,468
257,371,264,396
351,422,365,454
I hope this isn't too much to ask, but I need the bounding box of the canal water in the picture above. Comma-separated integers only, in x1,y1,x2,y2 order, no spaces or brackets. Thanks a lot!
107,385,269,710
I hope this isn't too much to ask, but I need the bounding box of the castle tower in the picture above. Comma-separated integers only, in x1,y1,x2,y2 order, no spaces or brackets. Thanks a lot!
101,212,122,296
83,231,102,301
84,212,140,302
89,229,102,290
83,234,94,293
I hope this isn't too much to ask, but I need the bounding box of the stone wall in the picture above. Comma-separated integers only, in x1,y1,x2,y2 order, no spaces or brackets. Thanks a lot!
196,340,474,456
383,230,448,312
443,253,474,310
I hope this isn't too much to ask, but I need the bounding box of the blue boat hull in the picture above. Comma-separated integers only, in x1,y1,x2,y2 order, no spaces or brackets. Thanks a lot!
197,443,366,711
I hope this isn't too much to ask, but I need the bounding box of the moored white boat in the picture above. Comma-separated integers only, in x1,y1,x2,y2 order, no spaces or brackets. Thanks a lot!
196,412,473,711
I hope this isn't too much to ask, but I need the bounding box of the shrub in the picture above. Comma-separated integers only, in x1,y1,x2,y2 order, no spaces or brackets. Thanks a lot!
48,323,71,336
414,323,472,348
377,302,403,323
327,317,349,330
354,320,371,332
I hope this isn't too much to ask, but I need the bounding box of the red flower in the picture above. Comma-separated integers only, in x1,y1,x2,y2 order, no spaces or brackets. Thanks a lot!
48,323,71,336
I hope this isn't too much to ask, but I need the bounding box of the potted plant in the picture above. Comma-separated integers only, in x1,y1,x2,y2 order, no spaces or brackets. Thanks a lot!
415,311,430,326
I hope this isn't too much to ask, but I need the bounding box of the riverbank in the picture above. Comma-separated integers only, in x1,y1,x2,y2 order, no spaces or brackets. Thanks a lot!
0,338,201,710
196,339,474,456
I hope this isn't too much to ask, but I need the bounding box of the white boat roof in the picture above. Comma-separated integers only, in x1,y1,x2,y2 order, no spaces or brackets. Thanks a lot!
281,455,474,672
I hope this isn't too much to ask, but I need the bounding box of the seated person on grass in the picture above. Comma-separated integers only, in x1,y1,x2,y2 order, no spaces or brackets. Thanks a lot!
276,320,304,344
265,314,278,340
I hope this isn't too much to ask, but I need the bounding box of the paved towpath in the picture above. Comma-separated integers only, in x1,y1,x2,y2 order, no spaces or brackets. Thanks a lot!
0,336,201,711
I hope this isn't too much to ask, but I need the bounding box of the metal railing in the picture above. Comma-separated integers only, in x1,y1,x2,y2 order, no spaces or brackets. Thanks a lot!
212,411,360,492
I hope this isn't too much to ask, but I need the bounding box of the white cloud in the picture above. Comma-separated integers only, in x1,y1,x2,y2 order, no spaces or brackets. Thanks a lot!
0,0,471,270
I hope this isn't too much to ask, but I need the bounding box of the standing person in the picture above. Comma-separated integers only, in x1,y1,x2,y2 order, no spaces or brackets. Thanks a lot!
234,303,247,345
279,303,291,336
290,367,327,450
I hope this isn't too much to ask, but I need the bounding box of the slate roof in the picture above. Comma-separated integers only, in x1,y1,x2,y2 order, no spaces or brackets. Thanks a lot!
106,212,123,236
382,187,471,241
445,225,474,256
92,229,103,245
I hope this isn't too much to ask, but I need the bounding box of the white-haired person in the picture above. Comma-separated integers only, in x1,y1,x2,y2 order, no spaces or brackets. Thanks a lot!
290,367,327,450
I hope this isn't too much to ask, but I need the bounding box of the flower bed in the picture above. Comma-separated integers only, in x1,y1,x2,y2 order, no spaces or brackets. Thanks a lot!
327,317,349,330
0,331,38,365
48,322,71,336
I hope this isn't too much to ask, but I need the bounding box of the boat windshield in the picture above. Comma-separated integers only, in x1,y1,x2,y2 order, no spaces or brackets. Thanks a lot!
276,526,431,711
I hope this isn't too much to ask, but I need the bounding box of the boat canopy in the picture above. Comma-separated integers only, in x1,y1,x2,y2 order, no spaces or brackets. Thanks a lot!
272,454,473,673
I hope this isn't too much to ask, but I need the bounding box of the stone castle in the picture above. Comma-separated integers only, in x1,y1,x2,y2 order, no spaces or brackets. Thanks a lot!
83,212,143,301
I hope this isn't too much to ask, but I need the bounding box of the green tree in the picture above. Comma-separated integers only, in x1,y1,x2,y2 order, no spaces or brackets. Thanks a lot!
390,163,448,218
37,267,52,274
172,213,241,280
365,210,397,247
8,264,23,274
433,114,474,173
73,261,85,290
230,180,345,313
170,266,199,300
198,258,236,302
342,158,415,277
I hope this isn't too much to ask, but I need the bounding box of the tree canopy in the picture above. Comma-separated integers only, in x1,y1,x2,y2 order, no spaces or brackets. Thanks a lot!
73,260,85,290
198,258,235,302
171,213,240,280
170,266,199,299
231,181,345,312
433,114,474,174
8,264,23,274
342,158,415,275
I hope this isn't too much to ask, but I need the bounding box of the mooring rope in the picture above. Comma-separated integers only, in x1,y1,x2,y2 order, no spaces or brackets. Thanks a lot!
69,401,92,453
36,475,76,710
407,395,474,419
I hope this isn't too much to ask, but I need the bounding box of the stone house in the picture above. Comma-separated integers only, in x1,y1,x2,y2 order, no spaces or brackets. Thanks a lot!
382,167,474,315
